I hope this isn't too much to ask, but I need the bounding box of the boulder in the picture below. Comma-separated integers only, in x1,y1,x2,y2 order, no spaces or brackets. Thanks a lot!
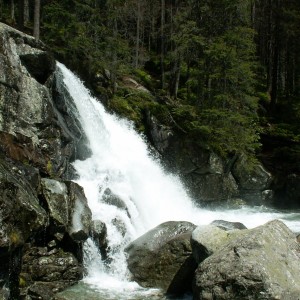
210,220,247,231
41,179,92,242
66,181,92,242
102,188,130,217
191,225,244,264
193,220,300,300
90,220,108,260
125,221,197,295
232,154,273,204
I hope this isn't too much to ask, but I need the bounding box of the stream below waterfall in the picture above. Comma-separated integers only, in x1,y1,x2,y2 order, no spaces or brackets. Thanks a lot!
56,62,300,300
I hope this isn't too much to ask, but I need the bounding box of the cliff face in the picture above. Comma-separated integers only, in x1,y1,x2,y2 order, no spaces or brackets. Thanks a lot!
0,23,92,299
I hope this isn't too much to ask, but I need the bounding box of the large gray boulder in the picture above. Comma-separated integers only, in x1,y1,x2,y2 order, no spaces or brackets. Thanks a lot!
191,225,244,264
193,220,300,300
125,221,197,295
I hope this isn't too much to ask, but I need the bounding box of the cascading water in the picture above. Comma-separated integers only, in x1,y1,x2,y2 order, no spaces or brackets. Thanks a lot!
56,62,300,299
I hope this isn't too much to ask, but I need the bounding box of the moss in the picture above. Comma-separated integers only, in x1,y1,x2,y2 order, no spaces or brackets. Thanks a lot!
9,230,23,247
19,276,26,288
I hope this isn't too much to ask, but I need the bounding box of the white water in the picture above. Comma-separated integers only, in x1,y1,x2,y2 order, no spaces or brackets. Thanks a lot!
57,62,300,298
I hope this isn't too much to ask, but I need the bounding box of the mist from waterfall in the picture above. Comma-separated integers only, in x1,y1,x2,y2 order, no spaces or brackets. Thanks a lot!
56,62,300,298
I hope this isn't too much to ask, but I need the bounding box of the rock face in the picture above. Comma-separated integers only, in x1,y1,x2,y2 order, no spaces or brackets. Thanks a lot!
21,245,82,297
0,159,47,299
0,23,92,299
232,154,272,205
0,22,89,179
125,221,197,295
161,136,239,203
147,118,274,206
193,220,300,300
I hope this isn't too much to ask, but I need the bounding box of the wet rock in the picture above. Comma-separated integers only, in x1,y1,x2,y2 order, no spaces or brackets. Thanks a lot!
90,220,108,259
65,181,92,242
27,282,55,300
112,217,127,237
41,179,91,242
210,220,247,231
0,158,47,274
126,221,197,295
145,112,173,153
193,220,300,300
102,188,130,217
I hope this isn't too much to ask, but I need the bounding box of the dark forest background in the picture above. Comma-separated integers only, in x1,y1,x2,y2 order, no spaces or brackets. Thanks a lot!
1,0,300,175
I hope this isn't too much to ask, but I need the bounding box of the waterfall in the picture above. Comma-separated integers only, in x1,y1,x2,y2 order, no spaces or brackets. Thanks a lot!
56,62,300,297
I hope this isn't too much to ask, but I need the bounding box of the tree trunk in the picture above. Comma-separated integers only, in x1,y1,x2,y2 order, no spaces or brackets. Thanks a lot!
135,0,141,68
24,0,29,25
33,0,40,41
17,0,24,30
11,0,15,23
0,0,3,19
160,0,165,89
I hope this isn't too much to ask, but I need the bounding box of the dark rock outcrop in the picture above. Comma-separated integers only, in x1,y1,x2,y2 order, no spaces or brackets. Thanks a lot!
0,23,92,298
21,245,82,297
193,220,300,300
125,221,197,295
232,154,273,205
0,159,47,299
146,114,275,206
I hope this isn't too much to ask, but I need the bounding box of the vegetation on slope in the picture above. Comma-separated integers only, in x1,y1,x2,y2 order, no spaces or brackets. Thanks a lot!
1,0,300,168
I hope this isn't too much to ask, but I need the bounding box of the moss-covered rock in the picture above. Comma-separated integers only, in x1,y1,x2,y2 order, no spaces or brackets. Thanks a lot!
193,220,300,300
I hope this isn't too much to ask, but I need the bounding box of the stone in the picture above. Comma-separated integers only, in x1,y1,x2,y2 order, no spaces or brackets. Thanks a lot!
191,225,243,264
232,154,273,204
125,221,197,295
0,22,90,179
90,220,108,259
66,181,92,242
193,220,300,300
41,179,92,242
210,220,247,231
0,159,47,250
22,246,82,285
102,188,130,217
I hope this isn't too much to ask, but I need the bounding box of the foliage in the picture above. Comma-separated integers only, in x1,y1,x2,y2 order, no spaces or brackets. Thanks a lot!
1,0,300,162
